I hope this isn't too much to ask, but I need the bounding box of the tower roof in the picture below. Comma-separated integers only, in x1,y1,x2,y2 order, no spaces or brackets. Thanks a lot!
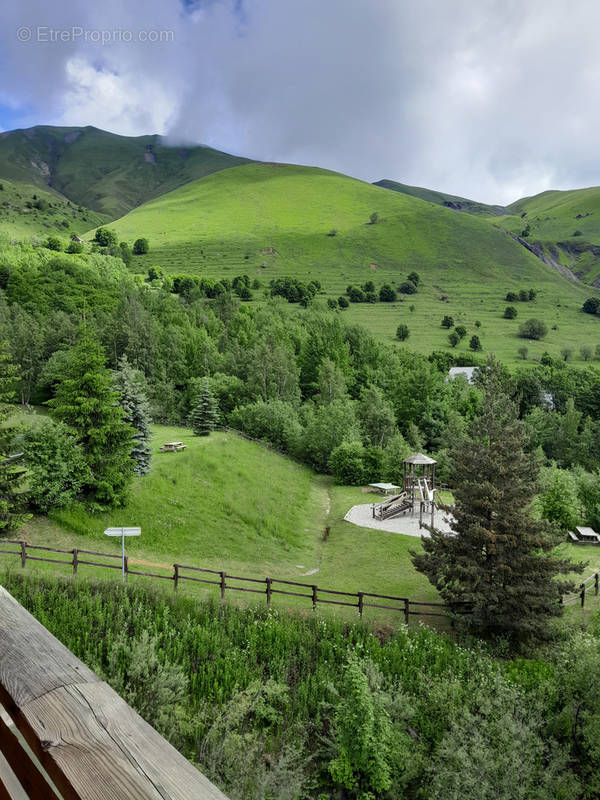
403,452,437,465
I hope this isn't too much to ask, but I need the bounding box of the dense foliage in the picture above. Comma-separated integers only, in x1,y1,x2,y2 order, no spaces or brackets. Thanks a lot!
4,572,600,800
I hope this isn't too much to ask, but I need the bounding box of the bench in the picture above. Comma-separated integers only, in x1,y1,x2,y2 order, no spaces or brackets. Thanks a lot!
568,530,581,543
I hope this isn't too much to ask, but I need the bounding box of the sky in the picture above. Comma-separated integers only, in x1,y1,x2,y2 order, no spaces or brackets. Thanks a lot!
1,0,600,204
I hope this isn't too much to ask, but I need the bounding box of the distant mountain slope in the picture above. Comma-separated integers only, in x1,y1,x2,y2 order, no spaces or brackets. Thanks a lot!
374,179,506,216
498,187,600,286
90,161,598,364
0,126,251,218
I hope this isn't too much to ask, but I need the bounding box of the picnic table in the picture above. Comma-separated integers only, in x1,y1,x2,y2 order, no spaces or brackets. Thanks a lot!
576,526,600,542
160,441,187,453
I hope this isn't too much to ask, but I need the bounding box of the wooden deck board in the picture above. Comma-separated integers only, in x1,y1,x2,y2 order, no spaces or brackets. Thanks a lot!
0,585,228,800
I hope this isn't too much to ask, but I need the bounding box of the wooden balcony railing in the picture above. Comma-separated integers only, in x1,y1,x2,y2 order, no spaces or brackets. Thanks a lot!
0,584,228,800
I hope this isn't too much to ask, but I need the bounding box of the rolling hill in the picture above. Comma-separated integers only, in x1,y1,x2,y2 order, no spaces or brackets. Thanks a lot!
92,161,600,364
0,125,251,218
376,178,600,288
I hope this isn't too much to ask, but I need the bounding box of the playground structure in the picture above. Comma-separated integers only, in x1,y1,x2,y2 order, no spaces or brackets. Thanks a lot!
371,453,449,529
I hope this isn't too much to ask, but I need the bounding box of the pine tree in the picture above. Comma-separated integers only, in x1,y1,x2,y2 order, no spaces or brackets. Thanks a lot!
189,379,219,436
114,356,152,475
49,329,133,509
412,357,580,644
0,345,29,534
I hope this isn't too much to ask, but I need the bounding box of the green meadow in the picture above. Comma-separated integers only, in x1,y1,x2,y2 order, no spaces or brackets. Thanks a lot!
90,162,600,365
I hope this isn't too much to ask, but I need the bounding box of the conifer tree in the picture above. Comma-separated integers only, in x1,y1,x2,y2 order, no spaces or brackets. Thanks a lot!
0,345,29,534
49,329,133,509
412,357,580,644
189,379,219,436
114,356,152,475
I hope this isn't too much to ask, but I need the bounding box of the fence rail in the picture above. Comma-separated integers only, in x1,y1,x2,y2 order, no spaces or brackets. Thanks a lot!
562,572,600,608
0,540,451,624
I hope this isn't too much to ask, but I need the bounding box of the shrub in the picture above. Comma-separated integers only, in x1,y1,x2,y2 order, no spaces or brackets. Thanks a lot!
519,319,548,340
45,235,63,251
362,281,375,293
560,348,573,362
67,241,84,254
441,315,454,328
455,325,467,340
133,237,150,255
474,320,481,328
582,297,600,315
506,292,518,302
519,289,529,302
328,441,366,485
518,346,529,360
504,306,517,319
396,323,410,341
327,298,338,310
337,296,349,309
347,286,365,303
448,331,460,348
398,281,417,295
369,211,379,224
469,335,482,351
407,271,420,286
23,421,87,512
379,284,397,302
94,227,118,247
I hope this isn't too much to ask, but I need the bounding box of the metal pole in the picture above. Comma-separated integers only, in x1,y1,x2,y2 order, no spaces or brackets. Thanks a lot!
122,533,125,583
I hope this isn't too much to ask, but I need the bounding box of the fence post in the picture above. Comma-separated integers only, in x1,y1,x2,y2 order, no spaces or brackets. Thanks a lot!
404,598,410,626
312,585,318,611
124,555,129,582
173,564,179,591
220,571,226,600
580,584,585,608
266,577,272,605
72,548,78,576
20,541,26,569
358,592,364,619
595,573,599,596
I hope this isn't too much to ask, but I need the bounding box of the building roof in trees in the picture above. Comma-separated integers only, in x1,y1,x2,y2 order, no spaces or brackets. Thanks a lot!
447,366,477,384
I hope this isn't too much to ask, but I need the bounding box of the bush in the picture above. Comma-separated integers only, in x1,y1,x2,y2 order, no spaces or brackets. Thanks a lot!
94,227,118,247
469,335,482,351
519,319,548,340
441,315,454,328
379,284,397,302
398,281,417,295
369,211,379,224
67,240,84,254
455,325,467,340
396,323,410,341
328,441,366,485
133,238,150,255
337,296,349,309
506,292,518,302
581,346,593,361
45,235,63,251
347,286,365,303
504,306,517,319
327,298,338,310
518,346,529,360
583,297,600,315
560,348,573,362
448,331,460,348
23,421,87,511
407,271,420,287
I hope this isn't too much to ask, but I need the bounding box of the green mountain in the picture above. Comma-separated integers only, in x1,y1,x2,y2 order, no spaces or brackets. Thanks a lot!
373,179,506,216
0,125,251,218
376,178,600,287
93,161,598,365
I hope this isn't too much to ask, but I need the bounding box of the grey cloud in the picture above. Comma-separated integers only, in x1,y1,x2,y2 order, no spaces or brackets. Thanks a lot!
2,0,600,203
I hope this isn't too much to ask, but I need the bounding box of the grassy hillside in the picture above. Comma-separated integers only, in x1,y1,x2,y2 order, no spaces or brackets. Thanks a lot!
374,178,506,216
0,126,251,218
94,162,600,364
18,423,438,611
0,178,108,240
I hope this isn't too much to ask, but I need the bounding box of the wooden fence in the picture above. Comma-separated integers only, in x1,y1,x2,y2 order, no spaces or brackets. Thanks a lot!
0,585,228,800
0,540,450,625
563,572,600,608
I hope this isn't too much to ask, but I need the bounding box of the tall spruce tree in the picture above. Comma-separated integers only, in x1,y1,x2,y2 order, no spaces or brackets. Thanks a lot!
0,345,29,534
412,357,580,643
49,329,133,509
189,379,219,436
114,356,152,475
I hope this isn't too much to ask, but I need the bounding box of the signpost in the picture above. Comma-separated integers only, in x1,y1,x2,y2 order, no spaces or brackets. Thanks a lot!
104,527,141,582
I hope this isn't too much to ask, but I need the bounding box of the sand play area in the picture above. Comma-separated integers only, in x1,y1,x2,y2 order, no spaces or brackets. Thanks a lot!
344,503,455,538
